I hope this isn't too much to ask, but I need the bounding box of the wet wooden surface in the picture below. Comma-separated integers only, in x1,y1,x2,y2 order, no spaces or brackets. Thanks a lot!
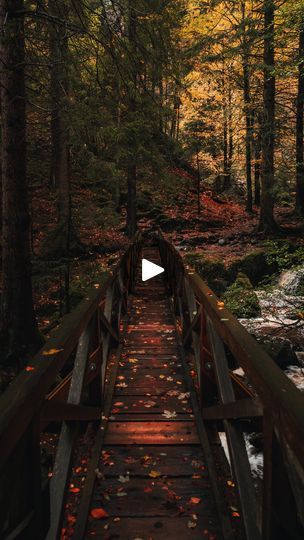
86,248,220,539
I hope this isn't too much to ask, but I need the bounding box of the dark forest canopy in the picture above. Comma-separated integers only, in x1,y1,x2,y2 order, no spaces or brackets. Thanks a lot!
0,0,304,363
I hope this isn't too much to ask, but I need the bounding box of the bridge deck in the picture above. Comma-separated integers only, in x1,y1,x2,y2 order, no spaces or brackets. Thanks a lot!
86,247,220,539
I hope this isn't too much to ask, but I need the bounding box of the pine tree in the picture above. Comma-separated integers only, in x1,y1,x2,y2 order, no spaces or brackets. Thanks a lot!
0,0,42,363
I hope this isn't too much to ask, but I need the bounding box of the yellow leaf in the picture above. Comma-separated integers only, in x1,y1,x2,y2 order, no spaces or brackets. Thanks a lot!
149,470,161,478
42,348,63,356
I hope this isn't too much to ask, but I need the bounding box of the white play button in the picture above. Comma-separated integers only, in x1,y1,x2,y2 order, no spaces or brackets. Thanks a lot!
142,258,164,282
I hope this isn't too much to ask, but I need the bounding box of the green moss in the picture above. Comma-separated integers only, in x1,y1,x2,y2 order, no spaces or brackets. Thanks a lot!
184,252,228,295
223,273,261,318
228,250,276,286
263,240,304,271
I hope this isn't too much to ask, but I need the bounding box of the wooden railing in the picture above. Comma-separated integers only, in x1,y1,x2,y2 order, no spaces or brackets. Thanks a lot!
158,232,304,540
0,232,142,540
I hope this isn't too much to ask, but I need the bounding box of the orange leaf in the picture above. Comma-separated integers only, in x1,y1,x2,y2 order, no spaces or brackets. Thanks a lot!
149,470,161,478
190,497,201,504
90,508,109,519
42,348,63,356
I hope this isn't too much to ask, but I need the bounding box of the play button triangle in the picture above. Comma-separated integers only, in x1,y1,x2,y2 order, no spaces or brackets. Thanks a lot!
142,258,164,282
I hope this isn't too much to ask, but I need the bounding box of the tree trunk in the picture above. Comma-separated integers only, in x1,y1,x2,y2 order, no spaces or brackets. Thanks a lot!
48,2,72,256
49,16,61,189
126,2,137,238
127,164,137,237
223,71,232,191
254,112,262,206
242,2,253,212
296,21,304,216
228,86,233,181
0,0,41,363
258,0,278,233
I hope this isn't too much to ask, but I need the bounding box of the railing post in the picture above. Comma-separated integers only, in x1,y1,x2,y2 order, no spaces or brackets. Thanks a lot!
206,318,261,540
46,324,92,540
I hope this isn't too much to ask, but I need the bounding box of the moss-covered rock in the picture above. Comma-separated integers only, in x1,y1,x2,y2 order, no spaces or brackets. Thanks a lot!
228,250,276,286
223,273,261,318
184,252,228,295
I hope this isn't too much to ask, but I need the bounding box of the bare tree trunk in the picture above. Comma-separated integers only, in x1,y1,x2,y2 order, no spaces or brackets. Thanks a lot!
259,0,278,233
296,21,304,216
0,0,41,363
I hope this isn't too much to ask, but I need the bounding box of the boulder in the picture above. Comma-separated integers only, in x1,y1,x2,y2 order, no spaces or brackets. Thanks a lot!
223,273,261,319
278,267,304,296
229,250,276,286
256,336,298,369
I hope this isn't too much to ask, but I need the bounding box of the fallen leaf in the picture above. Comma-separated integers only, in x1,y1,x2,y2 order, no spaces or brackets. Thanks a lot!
162,410,177,419
149,470,161,478
118,475,130,483
190,497,201,504
178,392,190,400
70,487,80,494
144,400,157,408
90,508,109,519
117,492,128,497
188,520,197,529
42,348,63,356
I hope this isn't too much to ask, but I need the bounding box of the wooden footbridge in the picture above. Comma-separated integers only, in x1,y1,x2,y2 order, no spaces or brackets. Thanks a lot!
0,232,304,540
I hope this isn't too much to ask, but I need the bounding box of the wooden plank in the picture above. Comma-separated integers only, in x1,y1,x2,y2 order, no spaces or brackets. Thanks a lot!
114,386,176,396
119,357,181,369
262,408,275,540
87,516,219,539
116,373,184,388
202,398,262,421
110,393,191,413
105,421,199,445
46,325,91,540
99,310,119,343
92,477,214,517
41,401,101,422
97,445,206,477
110,413,193,421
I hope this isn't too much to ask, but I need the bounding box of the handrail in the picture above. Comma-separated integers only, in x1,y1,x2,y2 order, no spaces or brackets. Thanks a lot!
157,230,304,540
0,231,142,538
